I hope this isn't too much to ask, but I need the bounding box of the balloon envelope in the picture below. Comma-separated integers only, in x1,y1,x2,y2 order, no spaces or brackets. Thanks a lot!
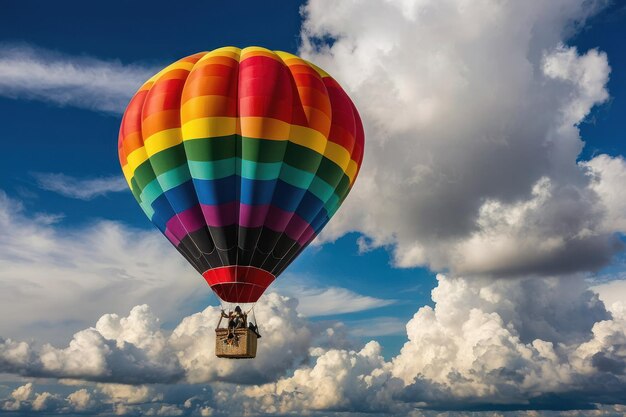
118,47,364,303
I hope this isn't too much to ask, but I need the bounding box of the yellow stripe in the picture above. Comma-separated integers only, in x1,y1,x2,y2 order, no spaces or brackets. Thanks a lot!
241,117,291,140
122,164,134,187
144,128,182,156
147,61,195,84
274,51,300,62
241,46,281,63
180,114,357,177
289,125,327,154
324,141,351,171
346,160,358,184
182,117,240,139
180,115,355,175
182,117,300,141
275,51,313,69
127,147,149,177
198,46,241,62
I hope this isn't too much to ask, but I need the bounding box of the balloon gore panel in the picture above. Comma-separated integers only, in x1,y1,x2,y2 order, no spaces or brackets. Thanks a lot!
118,47,364,303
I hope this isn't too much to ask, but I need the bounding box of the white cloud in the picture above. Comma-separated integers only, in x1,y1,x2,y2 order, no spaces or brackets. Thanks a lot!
0,190,204,345
583,155,626,233
278,283,395,316
300,0,622,277
2,274,626,414
0,190,389,346
33,172,128,200
592,279,626,316
0,44,155,113
98,384,157,405
31,391,61,411
0,294,315,385
146,405,184,416
1,382,33,411
66,388,94,412
349,316,406,337
240,274,626,413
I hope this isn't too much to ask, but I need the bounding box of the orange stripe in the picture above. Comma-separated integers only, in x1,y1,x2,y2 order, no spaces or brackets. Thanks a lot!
181,95,237,120
141,109,181,139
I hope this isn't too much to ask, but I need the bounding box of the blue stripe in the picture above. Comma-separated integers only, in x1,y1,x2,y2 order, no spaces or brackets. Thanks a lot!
149,176,333,227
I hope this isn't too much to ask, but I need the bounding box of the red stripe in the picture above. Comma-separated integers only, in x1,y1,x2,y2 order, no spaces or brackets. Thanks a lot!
203,266,275,303
142,77,187,118
238,56,293,122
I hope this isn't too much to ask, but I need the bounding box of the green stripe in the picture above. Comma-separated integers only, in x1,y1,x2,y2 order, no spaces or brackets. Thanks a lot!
138,136,350,191
184,135,238,161
184,135,350,191
131,134,355,216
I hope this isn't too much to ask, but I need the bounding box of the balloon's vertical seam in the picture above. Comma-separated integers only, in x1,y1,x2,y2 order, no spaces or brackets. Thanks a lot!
271,68,361,277
140,55,214,278
239,48,295,294
256,52,331,277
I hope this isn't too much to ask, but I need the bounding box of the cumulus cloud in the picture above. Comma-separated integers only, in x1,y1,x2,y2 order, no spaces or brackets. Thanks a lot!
239,275,626,413
1,382,33,411
66,388,95,412
583,155,626,234
0,294,315,385
0,44,154,113
33,172,128,200
299,0,624,277
2,275,626,414
592,279,626,316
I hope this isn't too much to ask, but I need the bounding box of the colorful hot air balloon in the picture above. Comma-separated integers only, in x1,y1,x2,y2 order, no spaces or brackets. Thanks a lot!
118,46,364,305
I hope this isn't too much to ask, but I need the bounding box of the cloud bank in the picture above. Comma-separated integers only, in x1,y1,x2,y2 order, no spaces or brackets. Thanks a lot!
0,190,387,346
0,190,203,344
2,274,626,415
300,0,626,278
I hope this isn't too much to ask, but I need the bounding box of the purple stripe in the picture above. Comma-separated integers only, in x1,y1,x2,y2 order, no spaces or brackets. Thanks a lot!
201,202,238,226
165,206,206,240
239,204,269,228
165,228,180,246
164,203,318,246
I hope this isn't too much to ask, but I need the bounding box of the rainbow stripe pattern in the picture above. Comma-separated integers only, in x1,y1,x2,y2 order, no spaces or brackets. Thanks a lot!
118,47,364,303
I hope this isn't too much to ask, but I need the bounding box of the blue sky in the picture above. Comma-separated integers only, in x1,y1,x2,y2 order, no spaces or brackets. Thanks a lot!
2,1,626,416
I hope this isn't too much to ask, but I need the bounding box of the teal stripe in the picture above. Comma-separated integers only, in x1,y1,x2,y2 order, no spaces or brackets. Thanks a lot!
140,200,155,219
188,158,236,180
187,158,339,204
138,158,345,217
139,164,189,209
158,164,191,190
140,180,162,208
242,160,283,180
279,164,315,190
324,194,341,216
309,176,336,203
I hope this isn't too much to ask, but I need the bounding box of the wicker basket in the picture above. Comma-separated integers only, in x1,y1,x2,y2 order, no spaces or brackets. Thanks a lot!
215,328,258,359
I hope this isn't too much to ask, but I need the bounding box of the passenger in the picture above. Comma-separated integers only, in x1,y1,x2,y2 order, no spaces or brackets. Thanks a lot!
248,321,262,338
221,306,247,339
231,306,246,329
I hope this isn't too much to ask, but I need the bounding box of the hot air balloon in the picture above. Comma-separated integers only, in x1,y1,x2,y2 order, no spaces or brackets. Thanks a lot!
118,46,364,358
